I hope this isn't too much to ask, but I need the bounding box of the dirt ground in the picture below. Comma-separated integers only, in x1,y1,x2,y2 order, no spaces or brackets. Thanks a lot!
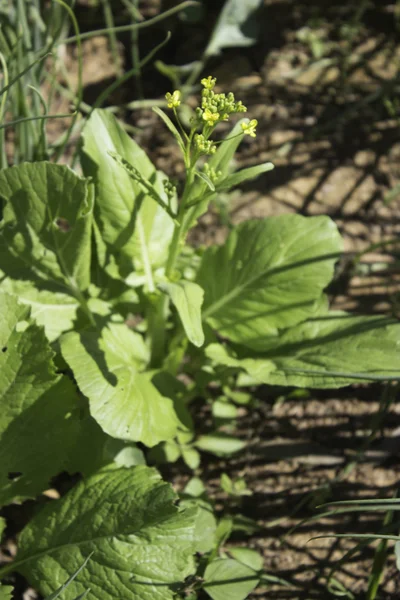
4,0,400,598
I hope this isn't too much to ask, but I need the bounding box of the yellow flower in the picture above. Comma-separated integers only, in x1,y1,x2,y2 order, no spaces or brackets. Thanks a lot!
203,108,219,126
241,119,258,138
201,76,216,90
165,90,181,109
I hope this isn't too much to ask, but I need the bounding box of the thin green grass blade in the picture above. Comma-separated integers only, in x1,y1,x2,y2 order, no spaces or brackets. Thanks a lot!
0,53,50,98
52,0,82,163
0,112,76,131
45,553,93,600
60,1,199,44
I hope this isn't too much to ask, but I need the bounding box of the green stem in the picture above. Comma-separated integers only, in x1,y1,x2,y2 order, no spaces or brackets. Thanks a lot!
131,0,144,99
52,0,82,164
60,1,198,45
148,294,168,368
0,112,75,131
101,0,122,76
72,284,97,328
137,217,155,293
149,164,195,366
0,51,9,168
165,167,195,278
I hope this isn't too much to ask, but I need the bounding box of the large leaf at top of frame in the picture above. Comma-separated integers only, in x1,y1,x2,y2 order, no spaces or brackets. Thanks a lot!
60,323,180,447
81,109,174,270
205,0,264,57
206,312,400,388
0,293,79,505
16,466,198,600
0,162,92,290
197,215,342,348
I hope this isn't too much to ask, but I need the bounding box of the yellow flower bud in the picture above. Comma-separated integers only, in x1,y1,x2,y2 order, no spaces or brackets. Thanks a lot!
241,119,258,138
165,90,181,109
201,76,217,90
203,108,219,126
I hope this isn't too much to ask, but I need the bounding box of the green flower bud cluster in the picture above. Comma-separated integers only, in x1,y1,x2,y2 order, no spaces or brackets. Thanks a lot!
194,133,216,156
163,75,258,170
203,163,221,184
163,178,177,199
198,76,247,129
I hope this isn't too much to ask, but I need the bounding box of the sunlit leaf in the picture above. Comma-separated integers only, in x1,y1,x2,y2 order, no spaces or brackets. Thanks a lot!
61,323,180,446
198,215,342,348
0,293,79,505
16,466,198,600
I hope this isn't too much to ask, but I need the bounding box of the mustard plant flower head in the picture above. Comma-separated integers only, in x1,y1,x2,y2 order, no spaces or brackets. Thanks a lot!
241,119,258,138
165,90,181,109
195,77,248,131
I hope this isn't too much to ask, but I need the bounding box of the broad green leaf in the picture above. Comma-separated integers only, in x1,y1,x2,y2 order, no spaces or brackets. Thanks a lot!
206,344,275,380
195,433,246,456
182,447,201,469
216,162,274,192
0,162,92,290
44,555,93,600
229,548,264,572
61,323,180,446
0,278,78,342
205,0,264,57
81,109,174,270
184,477,206,497
0,584,13,600
215,517,233,549
108,152,178,223
0,293,79,505
198,215,342,348
65,411,145,477
212,400,238,419
182,498,217,553
15,466,198,600
203,558,259,600
207,313,400,388
160,280,205,347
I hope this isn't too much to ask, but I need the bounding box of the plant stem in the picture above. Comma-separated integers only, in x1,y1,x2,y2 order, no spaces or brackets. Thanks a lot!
52,0,83,164
148,294,168,368
137,217,155,293
101,0,122,77
72,284,97,328
165,167,195,278
60,2,198,45
149,164,195,366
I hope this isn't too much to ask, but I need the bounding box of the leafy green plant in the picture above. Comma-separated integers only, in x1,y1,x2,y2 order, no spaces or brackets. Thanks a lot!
0,75,400,599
